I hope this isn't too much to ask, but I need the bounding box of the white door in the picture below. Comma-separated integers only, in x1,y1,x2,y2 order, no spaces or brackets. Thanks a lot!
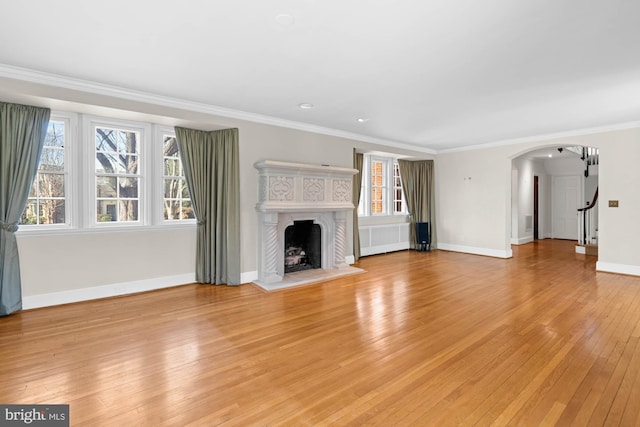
552,175,581,240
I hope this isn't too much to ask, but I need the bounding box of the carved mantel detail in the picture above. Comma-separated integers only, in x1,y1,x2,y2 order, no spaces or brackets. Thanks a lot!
254,160,358,288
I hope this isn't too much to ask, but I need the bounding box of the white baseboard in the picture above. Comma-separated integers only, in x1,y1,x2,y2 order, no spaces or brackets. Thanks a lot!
241,270,258,284
596,261,640,277
345,255,355,265
510,236,534,245
361,242,410,257
22,273,195,310
437,243,513,259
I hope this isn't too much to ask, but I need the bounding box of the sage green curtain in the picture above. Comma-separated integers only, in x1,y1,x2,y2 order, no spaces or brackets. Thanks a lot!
398,159,436,250
1,102,50,315
352,149,363,261
174,127,240,285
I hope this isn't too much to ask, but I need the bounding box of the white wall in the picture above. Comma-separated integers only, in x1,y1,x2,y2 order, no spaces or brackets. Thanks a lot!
436,145,512,258
511,157,548,244
437,127,640,276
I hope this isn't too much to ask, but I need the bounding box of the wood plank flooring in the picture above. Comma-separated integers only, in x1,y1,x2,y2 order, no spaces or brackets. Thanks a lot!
2,239,640,426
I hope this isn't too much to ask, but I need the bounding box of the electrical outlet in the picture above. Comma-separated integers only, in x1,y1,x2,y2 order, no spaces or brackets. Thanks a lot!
609,200,619,207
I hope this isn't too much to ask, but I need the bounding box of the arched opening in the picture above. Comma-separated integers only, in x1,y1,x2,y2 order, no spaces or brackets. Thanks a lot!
511,145,599,255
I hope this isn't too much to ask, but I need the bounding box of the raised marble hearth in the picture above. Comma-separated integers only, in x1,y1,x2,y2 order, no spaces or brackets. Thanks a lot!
253,160,364,290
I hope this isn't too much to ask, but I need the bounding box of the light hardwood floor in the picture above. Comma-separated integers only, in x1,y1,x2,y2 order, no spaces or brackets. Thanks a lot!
2,240,640,426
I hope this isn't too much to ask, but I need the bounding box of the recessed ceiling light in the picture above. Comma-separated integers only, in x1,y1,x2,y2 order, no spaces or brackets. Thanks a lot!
548,154,553,157
299,103,314,109
275,13,295,27
356,118,370,123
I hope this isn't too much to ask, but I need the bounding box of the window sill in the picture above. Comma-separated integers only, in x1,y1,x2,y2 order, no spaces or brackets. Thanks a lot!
16,223,196,238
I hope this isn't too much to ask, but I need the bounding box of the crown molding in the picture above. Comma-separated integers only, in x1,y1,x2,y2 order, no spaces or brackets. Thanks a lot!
0,63,436,155
437,120,640,154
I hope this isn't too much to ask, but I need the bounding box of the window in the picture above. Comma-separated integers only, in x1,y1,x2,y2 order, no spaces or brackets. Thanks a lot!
393,162,404,214
21,120,67,226
94,125,141,223
358,155,406,217
162,134,194,221
370,159,385,214
20,113,196,232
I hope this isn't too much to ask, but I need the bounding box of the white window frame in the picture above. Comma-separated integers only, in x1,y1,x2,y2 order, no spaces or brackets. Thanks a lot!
83,116,151,228
19,112,77,231
392,161,406,215
359,154,407,217
154,126,196,225
19,112,198,234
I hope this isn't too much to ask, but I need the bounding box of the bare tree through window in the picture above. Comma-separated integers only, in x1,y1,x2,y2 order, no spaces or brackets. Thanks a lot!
95,126,140,222
21,121,66,225
162,135,193,220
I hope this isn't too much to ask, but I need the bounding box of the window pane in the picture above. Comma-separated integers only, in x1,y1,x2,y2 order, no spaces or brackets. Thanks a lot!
164,178,177,199
38,173,65,198
96,127,139,154
97,202,117,222
164,158,181,176
21,200,38,224
181,180,190,199
121,155,139,175
20,120,68,226
45,122,65,148
163,136,179,157
182,200,195,219
162,134,192,222
39,147,64,171
38,200,65,224
118,200,139,222
95,125,142,224
97,176,117,198
164,200,181,220
118,177,138,199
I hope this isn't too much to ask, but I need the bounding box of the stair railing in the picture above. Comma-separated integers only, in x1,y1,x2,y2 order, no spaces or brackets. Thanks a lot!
577,188,598,245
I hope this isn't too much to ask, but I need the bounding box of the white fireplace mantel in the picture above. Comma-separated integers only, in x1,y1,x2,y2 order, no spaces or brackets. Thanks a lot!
255,160,357,213
253,160,362,290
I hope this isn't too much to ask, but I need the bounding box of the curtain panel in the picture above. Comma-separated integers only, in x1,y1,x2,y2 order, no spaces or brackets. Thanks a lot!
352,149,363,261
0,102,51,315
174,127,240,285
398,159,436,250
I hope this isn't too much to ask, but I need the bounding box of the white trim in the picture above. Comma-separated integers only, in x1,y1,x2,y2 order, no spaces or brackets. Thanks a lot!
439,121,640,154
22,273,195,310
241,270,258,284
253,267,364,291
438,243,513,259
16,222,196,238
596,262,640,277
345,255,355,265
0,63,435,155
510,236,534,245
361,242,410,257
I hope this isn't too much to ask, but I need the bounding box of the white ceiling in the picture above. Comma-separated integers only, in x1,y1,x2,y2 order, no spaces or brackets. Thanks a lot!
1,0,639,152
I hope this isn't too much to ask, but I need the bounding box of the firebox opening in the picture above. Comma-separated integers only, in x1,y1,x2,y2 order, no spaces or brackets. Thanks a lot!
284,220,321,274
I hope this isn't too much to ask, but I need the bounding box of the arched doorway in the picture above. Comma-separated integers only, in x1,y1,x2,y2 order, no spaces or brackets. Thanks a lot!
511,145,598,254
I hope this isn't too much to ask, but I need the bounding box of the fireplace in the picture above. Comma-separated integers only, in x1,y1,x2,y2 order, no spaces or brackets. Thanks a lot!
253,160,364,290
284,220,321,273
